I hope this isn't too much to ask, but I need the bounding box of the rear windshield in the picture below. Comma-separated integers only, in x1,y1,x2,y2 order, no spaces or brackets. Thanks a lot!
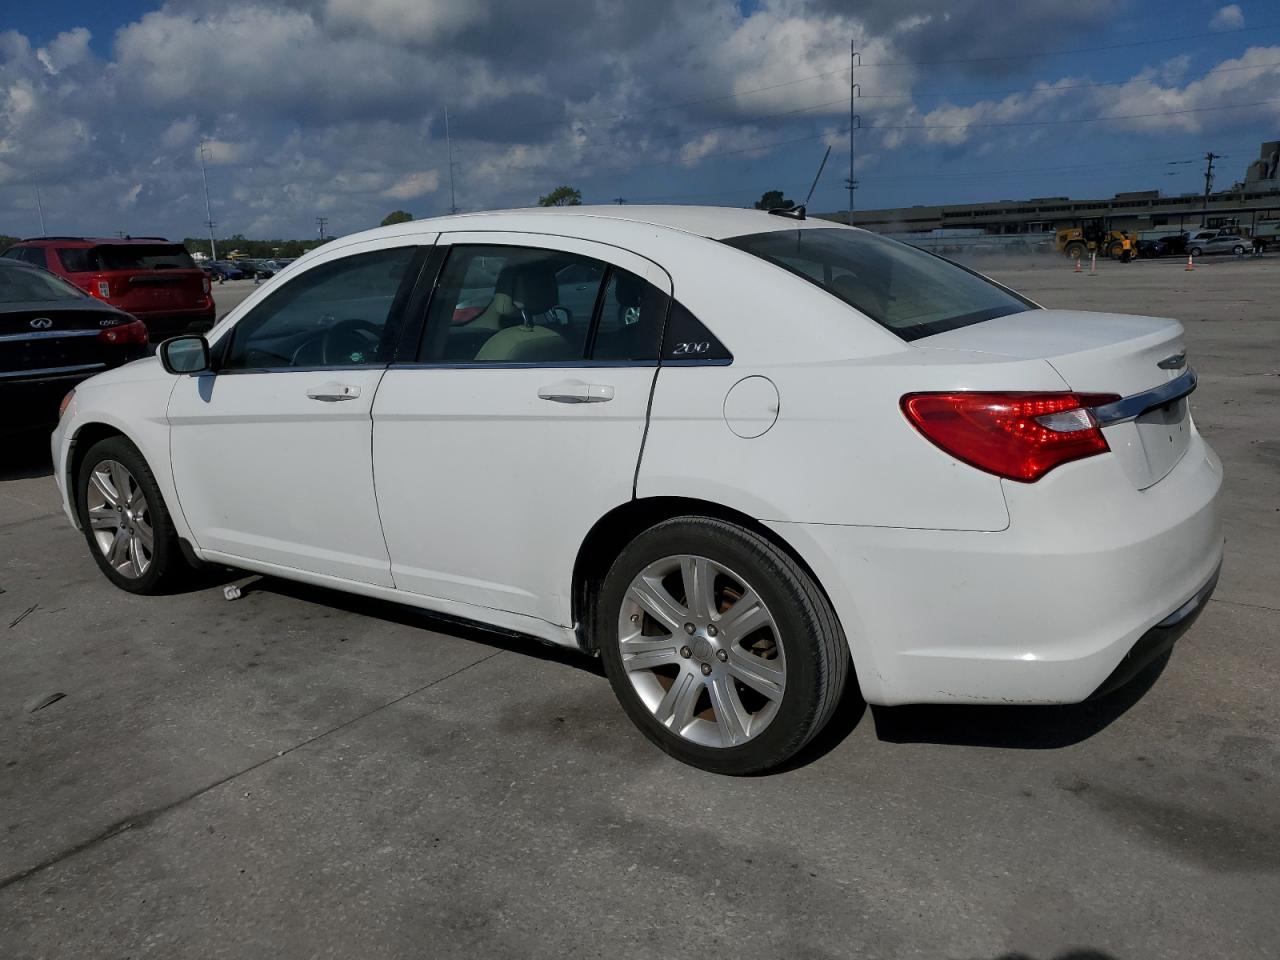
59,244,195,273
0,262,88,303
723,228,1035,341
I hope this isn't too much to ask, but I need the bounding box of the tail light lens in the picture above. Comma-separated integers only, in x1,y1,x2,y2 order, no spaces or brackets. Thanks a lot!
901,391,1120,482
96,280,111,299
98,318,149,349
59,388,76,420
202,276,211,294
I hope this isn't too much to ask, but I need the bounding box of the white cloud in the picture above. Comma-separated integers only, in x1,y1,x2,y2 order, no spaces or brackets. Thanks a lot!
382,170,441,200
1211,5,1244,31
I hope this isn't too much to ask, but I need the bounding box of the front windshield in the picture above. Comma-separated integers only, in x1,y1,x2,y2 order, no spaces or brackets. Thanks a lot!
724,227,1035,341
0,262,90,304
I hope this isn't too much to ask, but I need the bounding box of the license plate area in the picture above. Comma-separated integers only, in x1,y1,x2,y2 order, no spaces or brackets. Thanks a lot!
1132,396,1190,487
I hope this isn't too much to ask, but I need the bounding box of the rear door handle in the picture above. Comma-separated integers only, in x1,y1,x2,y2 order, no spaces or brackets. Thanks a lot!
537,381,614,404
306,382,361,402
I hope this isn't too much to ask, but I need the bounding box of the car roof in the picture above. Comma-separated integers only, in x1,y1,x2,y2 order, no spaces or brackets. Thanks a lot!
16,236,177,247
350,205,845,245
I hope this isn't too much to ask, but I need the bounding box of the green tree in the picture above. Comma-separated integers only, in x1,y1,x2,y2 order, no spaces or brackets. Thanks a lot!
754,190,794,211
538,186,582,207
381,210,413,226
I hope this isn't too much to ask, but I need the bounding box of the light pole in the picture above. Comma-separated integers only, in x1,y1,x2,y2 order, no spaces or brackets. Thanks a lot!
199,142,218,261
34,185,47,235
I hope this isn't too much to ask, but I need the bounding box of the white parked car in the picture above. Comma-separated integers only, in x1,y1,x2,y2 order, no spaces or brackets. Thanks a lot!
51,207,1223,774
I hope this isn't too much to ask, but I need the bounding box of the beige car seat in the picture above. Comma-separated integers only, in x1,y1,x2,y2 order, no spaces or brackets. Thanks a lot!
474,262,571,362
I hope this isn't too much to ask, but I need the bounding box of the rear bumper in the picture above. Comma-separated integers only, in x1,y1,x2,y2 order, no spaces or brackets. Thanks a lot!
767,431,1224,706
1089,563,1219,699
1,368,116,435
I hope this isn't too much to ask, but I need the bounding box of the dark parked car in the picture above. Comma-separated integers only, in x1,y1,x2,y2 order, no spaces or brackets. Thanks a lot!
1,237,214,339
204,261,246,281
0,259,149,435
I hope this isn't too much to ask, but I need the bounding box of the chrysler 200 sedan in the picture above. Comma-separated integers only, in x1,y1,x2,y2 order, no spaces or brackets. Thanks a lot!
51,207,1223,774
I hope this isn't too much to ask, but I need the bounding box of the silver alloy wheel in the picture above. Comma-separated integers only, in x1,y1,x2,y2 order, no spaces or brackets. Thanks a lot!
617,554,786,748
85,459,153,579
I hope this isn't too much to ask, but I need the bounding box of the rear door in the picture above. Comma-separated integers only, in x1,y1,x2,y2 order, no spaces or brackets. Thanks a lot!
167,239,432,583
371,232,672,626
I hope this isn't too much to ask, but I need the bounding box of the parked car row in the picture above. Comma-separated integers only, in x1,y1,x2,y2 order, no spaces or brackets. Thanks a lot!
200,257,295,281
1135,230,1257,259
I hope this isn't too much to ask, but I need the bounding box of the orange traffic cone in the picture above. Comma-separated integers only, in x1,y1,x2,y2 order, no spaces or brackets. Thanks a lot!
1185,254,1195,271
1074,258,1082,273
1089,252,1098,276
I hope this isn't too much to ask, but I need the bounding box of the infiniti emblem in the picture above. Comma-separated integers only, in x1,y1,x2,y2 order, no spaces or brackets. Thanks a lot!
29,317,53,330
1157,352,1186,370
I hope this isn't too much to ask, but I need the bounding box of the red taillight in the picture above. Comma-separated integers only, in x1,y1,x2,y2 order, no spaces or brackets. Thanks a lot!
202,276,211,294
901,391,1121,482
59,388,76,420
98,318,149,349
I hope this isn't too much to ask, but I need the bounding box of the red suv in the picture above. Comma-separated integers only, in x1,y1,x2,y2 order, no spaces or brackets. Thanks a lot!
2,237,215,338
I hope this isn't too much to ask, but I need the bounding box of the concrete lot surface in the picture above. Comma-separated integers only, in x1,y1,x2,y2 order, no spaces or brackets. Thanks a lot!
2,255,1277,959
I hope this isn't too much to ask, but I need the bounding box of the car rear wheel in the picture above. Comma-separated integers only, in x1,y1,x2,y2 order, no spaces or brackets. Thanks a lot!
1233,244,1245,256
1189,246,1203,257
598,517,848,775
77,435,190,594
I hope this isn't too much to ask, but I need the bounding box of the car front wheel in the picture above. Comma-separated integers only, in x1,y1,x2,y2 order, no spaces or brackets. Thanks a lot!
598,517,849,775
77,435,190,594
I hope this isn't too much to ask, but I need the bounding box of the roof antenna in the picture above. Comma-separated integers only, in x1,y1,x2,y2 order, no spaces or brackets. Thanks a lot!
769,144,831,221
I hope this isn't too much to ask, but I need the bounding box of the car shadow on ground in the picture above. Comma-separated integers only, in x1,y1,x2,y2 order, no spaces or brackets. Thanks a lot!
869,653,1169,749
0,431,54,481
201,575,1164,766
235,574,605,677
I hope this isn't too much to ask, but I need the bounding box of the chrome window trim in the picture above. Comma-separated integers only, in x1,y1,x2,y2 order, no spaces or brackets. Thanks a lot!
387,359,661,371
1090,368,1197,426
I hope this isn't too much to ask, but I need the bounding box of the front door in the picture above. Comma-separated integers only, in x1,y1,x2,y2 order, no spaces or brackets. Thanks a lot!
372,233,673,626
168,242,428,585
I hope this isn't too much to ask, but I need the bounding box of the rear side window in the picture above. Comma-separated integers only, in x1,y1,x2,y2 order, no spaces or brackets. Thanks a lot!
590,269,667,362
723,228,1034,342
2,246,48,268
418,245,606,364
58,244,195,273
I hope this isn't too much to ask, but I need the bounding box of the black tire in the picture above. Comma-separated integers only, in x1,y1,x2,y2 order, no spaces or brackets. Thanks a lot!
1189,246,1203,257
1233,244,1245,256
597,516,849,775
76,435,190,594
1065,243,1086,261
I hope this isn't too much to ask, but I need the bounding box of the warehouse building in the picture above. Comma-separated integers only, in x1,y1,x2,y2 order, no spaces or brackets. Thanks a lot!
822,140,1280,240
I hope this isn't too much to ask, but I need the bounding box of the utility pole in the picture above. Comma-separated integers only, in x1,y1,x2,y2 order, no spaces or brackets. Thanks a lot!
1201,152,1219,226
199,142,218,260
846,44,861,226
34,185,47,235
445,107,458,215
613,197,627,204
316,217,328,241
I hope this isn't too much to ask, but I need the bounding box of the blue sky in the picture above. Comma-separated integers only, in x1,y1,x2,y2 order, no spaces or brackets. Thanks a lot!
1,1,1277,239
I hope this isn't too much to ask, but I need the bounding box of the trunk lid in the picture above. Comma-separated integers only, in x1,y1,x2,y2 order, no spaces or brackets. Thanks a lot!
923,309,1192,489
0,303,128,376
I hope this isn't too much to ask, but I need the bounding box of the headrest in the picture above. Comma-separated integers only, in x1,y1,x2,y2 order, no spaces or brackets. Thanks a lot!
496,261,557,315
613,270,645,307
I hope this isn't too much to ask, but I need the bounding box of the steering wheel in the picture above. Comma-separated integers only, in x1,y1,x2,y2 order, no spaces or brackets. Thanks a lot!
320,318,383,365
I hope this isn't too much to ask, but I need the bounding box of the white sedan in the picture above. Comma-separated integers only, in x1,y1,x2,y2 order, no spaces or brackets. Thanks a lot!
51,207,1223,774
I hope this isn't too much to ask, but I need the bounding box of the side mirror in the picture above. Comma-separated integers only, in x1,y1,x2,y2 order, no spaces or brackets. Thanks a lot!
159,335,211,375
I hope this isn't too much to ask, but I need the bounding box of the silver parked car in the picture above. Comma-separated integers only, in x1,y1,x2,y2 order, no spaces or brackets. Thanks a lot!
1187,234,1248,257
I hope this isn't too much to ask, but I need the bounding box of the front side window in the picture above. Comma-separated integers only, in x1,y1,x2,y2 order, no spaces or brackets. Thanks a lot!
222,246,416,370
418,246,606,364
723,228,1035,342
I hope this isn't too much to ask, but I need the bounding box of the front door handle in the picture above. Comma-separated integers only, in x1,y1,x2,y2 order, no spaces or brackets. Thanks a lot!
537,381,614,404
306,382,361,402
